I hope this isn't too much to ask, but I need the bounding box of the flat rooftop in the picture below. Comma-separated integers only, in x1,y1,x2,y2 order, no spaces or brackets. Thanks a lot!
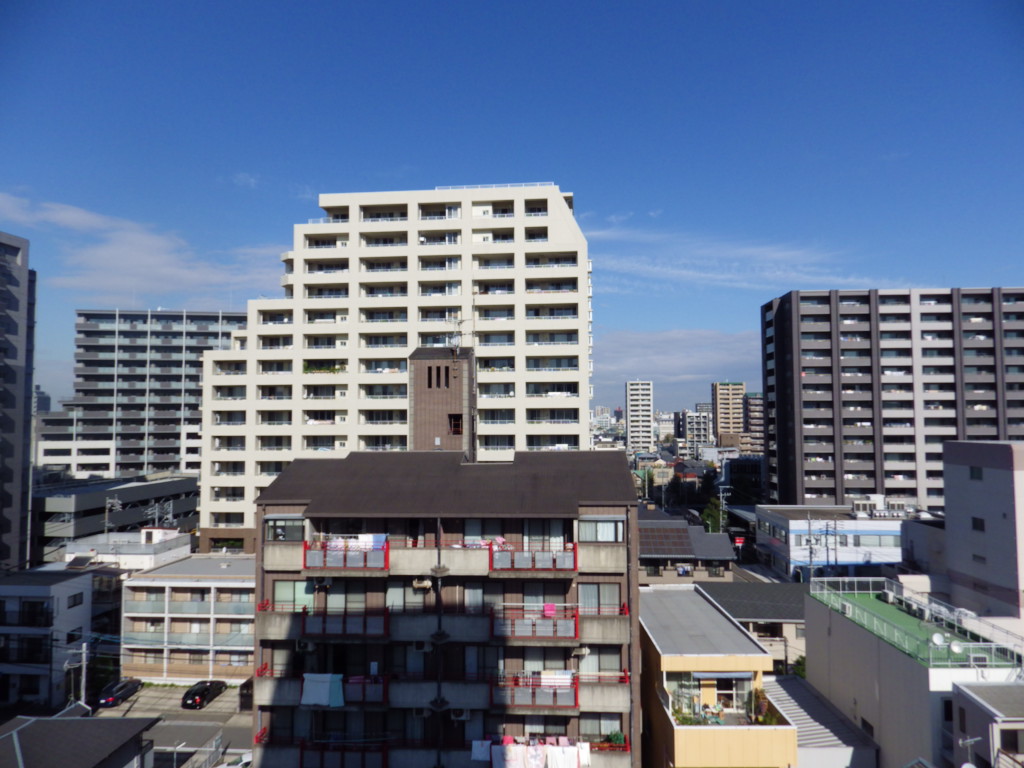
640,585,768,657
811,578,1023,668
133,554,255,580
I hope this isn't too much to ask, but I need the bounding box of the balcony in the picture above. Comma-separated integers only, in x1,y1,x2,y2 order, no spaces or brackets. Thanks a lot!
490,541,577,572
490,671,578,709
254,666,388,708
255,602,389,639
304,536,389,570
492,604,579,640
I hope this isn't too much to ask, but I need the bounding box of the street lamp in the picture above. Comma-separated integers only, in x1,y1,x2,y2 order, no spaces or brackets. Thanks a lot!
172,741,187,768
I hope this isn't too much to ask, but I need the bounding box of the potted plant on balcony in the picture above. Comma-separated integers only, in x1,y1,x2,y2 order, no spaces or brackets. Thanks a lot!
605,731,625,746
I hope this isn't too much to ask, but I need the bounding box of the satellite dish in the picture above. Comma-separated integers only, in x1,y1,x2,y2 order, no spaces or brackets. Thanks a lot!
931,632,947,647
950,641,965,655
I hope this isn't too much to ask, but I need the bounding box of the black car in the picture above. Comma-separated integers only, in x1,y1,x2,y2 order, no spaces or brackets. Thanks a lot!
181,680,228,709
97,678,143,707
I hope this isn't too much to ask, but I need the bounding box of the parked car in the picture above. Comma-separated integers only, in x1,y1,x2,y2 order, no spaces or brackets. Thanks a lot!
181,680,228,709
97,678,143,707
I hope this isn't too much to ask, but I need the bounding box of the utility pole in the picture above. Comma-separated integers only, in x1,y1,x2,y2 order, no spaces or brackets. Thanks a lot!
806,510,814,582
79,642,88,706
717,485,731,534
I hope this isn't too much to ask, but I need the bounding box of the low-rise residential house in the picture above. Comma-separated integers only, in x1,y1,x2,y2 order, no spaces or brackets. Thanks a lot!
639,585,797,768
121,554,255,684
638,508,736,583
697,582,808,671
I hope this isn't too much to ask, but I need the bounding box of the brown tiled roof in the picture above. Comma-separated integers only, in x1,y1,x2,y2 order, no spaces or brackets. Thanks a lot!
256,451,636,518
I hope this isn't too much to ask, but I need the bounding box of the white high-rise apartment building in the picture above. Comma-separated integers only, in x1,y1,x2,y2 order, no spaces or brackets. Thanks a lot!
624,380,654,453
200,184,592,551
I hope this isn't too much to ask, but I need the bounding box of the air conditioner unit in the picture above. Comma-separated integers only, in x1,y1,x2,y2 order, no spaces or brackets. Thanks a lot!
451,709,470,721
969,654,989,667
297,640,315,652
412,578,432,590
413,640,431,653
314,577,333,587
412,707,430,718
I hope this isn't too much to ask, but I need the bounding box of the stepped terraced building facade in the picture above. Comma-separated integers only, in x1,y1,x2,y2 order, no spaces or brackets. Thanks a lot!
200,183,592,551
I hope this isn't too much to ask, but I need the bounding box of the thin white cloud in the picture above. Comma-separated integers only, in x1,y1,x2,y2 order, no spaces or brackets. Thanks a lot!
648,209,663,218
585,223,907,293
593,328,762,409
232,172,260,189
0,192,283,308
606,212,634,225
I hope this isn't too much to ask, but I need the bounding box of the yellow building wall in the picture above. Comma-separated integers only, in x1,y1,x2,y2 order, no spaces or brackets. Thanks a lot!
673,722,797,768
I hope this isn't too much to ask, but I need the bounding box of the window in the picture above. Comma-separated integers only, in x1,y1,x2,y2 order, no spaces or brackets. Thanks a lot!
448,414,463,435
959,706,966,733
265,518,304,542
580,713,621,739
971,517,986,532
67,592,84,609
579,520,623,543
579,583,621,615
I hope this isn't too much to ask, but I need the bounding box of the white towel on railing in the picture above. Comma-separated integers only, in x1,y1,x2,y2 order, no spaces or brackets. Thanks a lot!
301,673,333,705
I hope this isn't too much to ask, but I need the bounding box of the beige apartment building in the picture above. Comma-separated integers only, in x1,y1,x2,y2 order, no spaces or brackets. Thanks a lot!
200,184,592,551
712,382,745,445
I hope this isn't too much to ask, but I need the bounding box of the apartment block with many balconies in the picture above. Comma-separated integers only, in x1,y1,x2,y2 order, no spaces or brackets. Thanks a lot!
199,183,592,552
624,381,653,453
252,451,639,768
36,309,245,478
121,554,255,685
762,288,1024,510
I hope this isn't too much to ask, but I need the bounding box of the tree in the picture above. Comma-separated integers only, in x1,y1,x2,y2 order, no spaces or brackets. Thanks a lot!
702,497,724,533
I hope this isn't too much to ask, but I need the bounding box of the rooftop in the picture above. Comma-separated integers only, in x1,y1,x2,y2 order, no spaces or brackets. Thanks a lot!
810,578,1024,668
699,582,809,623
959,682,1024,718
0,564,109,587
638,521,736,561
257,451,636,518
132,554,255,580
640,585,768,657
0,712,159,768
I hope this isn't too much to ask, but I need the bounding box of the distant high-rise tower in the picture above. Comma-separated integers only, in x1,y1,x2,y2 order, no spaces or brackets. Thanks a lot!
625,380,654,452
0,232,36,570
742,391,765,454
35,309,246,478
712,381,745,444
762,288,1024,510
199,183,592,552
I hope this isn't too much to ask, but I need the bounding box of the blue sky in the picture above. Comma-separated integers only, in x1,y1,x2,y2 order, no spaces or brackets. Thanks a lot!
3,1,1023,410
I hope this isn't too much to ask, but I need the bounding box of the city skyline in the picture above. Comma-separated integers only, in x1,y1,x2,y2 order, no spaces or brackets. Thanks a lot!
3,1,1022,409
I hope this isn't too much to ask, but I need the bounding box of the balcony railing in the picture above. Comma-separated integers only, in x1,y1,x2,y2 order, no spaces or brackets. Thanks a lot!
492,604,579,639
490,541,577,571
256,601,390,637
304,536,389,569
490,671,578,707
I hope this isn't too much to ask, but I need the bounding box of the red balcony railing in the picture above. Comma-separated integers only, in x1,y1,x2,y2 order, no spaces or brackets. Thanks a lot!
304,537,389,569
491,605,579,639
490,672,579,708
254,727,268,745
490,541,577,572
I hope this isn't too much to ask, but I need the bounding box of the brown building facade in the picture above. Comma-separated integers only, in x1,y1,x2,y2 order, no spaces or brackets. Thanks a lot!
252,451,640,768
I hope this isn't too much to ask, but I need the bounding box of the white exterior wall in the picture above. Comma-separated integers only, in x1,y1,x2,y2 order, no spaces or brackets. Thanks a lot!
625,380,653,453
806,595,1021,768
200,184,592,531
